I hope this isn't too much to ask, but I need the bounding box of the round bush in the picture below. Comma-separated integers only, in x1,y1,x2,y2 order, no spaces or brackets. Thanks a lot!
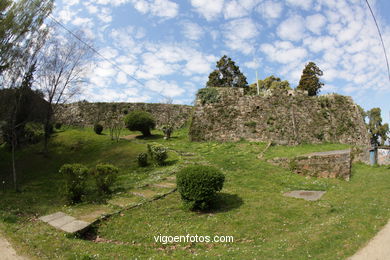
177,165,225,210
59,163,89,203
94,123,103,135
124,111,155,137
147,143,168,166
137,152,148,167
92,164,119,194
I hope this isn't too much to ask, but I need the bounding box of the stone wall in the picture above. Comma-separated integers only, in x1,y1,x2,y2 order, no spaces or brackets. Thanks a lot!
268,150,352,181
55,102,193,129
189,88,370,146
378,147,390,165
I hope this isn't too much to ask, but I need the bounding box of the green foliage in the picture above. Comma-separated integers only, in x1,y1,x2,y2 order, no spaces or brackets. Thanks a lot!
147,143,168,166
124,111,155,137
248,75,291,95
176,165,225,210
59,163,89,203
24,122,44,144
297,62,324,96
206,55,248,88
137,152,148,167
197,88,220,105
367,108,389,146
92,164,119,194
161,124,173,139
54,122,62,129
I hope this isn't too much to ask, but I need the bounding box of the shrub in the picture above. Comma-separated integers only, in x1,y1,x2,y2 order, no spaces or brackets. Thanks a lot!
197,88,220,105
161,124,173,140
124,111,156,137
92,164,119,194
24,122,44,144
94,123,103,135
147,143,168,166
177,165,225,210
59,164,89,203
54,122,62,129
137,152,148,167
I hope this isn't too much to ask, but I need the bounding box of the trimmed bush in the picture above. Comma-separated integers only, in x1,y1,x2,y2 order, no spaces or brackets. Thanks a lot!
92,164,119,194
137,152,148,167
94,123,103,135
147,143,168,166
177,165,225,210
59,164,89,203
124,111,155,137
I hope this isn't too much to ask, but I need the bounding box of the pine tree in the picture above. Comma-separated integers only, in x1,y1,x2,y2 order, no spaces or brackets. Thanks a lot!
297,62,324,96
367,107,389,146
206,55,248,88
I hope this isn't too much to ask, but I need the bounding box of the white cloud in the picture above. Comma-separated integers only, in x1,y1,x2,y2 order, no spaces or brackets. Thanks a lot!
277,15,306,42
181,21,204,41
306,14,327,34
145,79,185,97
190,0,224,21
257,1,283,20
224,18,259,54
286,0,312,10
260,41,308,64
223,0,249,19
131,0,179,18
244,58,262,69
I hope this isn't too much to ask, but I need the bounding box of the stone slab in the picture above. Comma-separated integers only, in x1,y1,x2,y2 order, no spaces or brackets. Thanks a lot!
131,189,158,198
152,182,176,188
61,220,90,233
284,190,326,201
47,215,76,229
308,149,351,157
39,212,67,223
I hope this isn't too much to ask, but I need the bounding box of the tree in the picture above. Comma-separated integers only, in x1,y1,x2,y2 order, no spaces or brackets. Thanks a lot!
0,0,53,78
248,75,291,94
366,108,389,146
124,111,156,137
206,55,248,88
104,105,123,142
297,62,324,96
36,29,93,154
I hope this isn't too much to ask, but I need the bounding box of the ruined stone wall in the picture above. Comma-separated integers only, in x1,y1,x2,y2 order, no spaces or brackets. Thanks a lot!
55,102,193,129
189,88,370,146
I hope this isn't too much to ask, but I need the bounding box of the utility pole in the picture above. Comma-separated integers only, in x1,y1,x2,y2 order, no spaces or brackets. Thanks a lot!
256,71,260,95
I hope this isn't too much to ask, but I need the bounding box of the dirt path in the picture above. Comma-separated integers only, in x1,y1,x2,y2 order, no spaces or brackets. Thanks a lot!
0,235,28,260
348,220,390,260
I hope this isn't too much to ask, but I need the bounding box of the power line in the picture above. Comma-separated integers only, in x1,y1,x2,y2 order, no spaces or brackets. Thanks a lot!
364,0,390,83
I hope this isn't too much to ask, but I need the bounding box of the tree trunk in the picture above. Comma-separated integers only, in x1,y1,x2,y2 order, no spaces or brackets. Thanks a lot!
142,129,151,137
11,133,18,192
43,110,52,155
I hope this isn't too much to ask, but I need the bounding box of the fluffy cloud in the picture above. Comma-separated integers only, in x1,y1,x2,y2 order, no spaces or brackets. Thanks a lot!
190,0,224,21
306,14,327,34
257,1,283,20
131,0,179,18
224,18,259,54
277,15,306,42
260,41,308,64
181,21,204,41
286,0,312,10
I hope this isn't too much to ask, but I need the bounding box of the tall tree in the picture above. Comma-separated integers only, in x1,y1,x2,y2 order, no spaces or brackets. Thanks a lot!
366,107,389,146
206,55,248,88
297,62,324,96
36,30,93,154
0,0,53,80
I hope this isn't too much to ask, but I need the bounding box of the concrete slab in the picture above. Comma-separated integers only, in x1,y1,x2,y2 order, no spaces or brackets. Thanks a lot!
131,189,158,198
61,220,90,233
39,212,67,223
48,215,76,228
152,182,176,188
284,190,326,201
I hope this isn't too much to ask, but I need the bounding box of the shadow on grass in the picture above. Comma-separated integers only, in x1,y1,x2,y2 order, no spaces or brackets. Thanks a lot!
205,193,244,213
135,134,164,140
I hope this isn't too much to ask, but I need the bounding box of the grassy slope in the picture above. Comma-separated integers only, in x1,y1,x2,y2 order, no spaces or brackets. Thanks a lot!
0,128,389,259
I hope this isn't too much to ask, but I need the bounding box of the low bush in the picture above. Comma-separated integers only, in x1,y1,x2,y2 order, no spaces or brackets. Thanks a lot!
124,111,155,137
59,164,89,203
24,122,44,144
137,152,148,167
94,124,103,135
176,165,225,210
147,143,168,166
92,164,119,194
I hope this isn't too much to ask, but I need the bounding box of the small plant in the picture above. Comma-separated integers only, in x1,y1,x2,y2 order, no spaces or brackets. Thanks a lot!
161,124,173,140
147,143,168,166
176,165,225,211
59,164,89,203
92,164,119,194
137,152,148,167
94,123,103,135
24,122,44,144
124,111,156,137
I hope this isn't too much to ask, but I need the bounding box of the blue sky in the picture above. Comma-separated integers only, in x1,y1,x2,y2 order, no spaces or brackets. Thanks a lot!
54,0,390,122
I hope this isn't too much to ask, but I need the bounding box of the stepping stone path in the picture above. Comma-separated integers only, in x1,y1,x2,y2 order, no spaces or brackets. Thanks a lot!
283,190,326,201
39,212,90,233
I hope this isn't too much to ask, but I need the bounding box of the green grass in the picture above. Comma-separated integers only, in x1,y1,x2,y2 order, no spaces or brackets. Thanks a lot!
1,127,390,259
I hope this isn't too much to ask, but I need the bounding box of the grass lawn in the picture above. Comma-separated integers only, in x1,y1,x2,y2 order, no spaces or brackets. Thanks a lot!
0,127,390,259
